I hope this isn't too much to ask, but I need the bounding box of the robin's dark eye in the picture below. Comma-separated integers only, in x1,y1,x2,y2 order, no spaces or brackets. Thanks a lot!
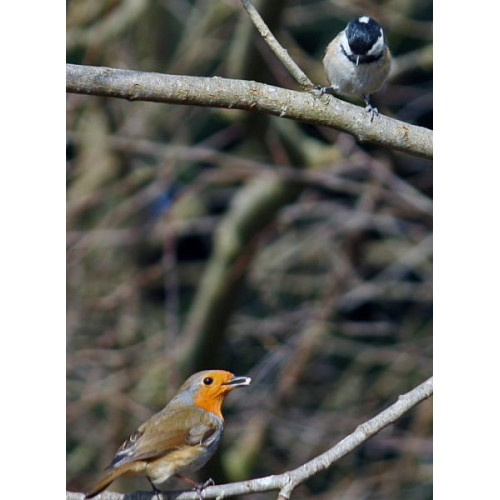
203,377,213,385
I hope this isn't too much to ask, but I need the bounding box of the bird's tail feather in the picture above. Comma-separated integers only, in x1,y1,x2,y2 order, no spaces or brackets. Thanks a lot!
84,465,131,499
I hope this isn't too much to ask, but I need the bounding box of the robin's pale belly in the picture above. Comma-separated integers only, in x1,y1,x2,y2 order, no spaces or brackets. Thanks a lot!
146,432,222,486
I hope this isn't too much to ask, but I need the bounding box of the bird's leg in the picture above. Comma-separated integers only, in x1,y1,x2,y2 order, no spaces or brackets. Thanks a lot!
313,85,334,95
175,475,214,500
193,478,215,500
147,477,163,500
363,95,379,122
199,478,215,488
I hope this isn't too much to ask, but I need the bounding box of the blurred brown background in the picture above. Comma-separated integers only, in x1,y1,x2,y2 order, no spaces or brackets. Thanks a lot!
66,0,432,498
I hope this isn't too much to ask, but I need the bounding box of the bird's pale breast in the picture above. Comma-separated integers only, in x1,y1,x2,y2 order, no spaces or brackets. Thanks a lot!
323,38,390,98
146,422,223,486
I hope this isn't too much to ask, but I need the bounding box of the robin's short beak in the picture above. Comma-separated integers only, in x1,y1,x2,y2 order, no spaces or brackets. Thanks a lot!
223,376,252,387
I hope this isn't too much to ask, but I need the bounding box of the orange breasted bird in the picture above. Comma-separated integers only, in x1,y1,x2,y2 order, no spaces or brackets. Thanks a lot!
85,370,251,498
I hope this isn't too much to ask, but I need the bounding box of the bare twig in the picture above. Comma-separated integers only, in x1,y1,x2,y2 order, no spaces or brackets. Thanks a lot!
390,44,433,81
66,377,432,500
66,64,433,159
239,0,314,89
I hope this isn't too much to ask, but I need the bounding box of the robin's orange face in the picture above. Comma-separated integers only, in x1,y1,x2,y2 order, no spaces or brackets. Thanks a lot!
191,370,251,419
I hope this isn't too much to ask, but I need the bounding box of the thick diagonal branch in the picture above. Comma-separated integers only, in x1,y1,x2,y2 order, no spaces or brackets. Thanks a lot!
66,64,432,159
66,377,432,500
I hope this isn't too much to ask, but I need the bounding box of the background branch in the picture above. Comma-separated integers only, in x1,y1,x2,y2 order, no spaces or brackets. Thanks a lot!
67,64,432,159
66,377,432,500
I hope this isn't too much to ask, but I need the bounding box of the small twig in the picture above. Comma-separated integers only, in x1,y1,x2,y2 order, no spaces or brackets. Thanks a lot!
239,0,314,90
66,377,432,500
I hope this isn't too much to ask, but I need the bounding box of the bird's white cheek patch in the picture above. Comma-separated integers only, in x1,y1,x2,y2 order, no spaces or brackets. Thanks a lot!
367,35,385,56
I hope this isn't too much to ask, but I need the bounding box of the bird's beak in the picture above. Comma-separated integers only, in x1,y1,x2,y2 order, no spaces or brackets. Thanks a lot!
356,55,360,67
223,376,252,388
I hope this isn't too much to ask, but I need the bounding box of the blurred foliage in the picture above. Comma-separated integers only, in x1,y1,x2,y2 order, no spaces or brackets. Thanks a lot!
67,0,432,498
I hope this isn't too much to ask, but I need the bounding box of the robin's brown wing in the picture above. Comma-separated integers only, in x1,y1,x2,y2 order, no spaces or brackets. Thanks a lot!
106,406,218,469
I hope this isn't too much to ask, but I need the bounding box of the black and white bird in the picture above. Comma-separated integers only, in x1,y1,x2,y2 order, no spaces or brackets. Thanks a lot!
319,16,391,120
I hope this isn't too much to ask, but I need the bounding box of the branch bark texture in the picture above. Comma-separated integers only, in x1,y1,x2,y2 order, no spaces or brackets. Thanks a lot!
66,64,432,159
66,377,432,500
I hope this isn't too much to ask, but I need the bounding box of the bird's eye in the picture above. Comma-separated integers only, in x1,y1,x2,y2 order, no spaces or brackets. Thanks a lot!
203,377,213,385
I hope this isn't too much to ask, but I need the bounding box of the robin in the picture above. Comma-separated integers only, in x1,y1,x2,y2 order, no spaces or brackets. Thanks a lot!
85,369,252,498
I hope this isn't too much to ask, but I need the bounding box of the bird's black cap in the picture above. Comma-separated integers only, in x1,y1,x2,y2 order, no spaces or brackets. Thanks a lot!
346,17,383,55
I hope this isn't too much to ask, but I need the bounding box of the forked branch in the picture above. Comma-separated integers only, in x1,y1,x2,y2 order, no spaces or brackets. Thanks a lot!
66,377,433,500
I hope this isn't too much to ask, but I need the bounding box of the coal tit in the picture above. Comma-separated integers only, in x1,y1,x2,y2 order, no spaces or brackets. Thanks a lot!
319,16,391,120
